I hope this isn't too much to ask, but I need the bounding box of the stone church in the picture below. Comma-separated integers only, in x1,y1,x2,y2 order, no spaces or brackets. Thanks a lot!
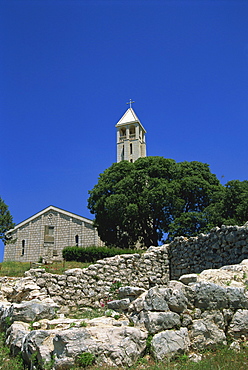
4,103,147,262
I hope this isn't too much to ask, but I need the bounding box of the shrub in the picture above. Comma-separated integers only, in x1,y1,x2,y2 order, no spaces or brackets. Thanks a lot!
62,245,142,263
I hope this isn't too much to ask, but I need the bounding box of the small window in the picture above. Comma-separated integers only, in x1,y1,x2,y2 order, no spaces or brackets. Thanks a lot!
130,143,133,155
130,159,133,163
21,240,25,256
53,250,58,256
44,226,55,243
75,235,79,246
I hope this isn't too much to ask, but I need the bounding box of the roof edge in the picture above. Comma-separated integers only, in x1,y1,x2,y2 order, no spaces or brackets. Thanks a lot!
6,205,94,234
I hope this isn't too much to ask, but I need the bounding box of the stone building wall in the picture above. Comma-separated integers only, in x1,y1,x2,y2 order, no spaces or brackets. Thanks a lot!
168,223,248,280
27,245,169,307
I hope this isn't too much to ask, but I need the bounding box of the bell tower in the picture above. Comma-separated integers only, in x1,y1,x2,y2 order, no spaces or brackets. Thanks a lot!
115,101,146,163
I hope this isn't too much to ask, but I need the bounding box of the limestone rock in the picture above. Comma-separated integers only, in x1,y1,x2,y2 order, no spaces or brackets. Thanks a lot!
226,287,248,309
107,298,130,311
10,299,58,323
228,309,248,340
144,287,169,311
22,329,55,368
189,318,226,350
118,286,146,299
53,326,147,368
193,281,228,310
179,274,198,285
5,322,29,355
144,311,181,334
151,328,190,361
167,281,195,310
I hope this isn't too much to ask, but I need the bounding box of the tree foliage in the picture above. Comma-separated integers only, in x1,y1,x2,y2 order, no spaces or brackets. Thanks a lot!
0,198,15,243
207,180,248,227
88,157,222,248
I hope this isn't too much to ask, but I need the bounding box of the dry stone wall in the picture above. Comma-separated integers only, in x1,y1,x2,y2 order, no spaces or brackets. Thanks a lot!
27,246,169,307
168,223,248,280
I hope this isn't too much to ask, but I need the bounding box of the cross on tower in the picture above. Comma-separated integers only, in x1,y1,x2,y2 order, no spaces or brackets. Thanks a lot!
126,99,135,108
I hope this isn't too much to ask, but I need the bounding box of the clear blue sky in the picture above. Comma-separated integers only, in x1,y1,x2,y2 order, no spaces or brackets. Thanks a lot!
1,0,248,261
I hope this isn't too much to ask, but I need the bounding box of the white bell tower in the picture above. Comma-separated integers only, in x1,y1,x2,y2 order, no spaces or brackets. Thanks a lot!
115,100,146,163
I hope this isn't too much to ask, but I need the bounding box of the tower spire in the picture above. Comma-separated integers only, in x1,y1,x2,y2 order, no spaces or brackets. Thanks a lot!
116,104,146,163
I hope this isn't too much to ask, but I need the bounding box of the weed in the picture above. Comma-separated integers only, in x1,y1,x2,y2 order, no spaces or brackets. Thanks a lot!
80,320,87,327
76,352,95,368
109,281,122,292
5,317,12,327
29,320,36,330
135,357,148,366
105,309,113,317
43,355,55,370
145,334,153,355
69,322,76,328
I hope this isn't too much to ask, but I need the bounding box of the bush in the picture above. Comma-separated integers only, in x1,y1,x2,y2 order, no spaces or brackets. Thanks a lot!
62,245,142,263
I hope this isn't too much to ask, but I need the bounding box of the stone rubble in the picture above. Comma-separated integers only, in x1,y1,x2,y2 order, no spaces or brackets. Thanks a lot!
0,225,248,368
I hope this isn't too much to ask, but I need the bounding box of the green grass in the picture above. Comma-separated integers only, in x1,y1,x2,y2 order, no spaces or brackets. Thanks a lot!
69,307,106,320
0,261,91,277
70,345,248,370
0,332,24,370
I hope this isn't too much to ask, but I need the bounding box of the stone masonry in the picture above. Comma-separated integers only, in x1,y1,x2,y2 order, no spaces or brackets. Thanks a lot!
25,246,169,307
168,223,248,280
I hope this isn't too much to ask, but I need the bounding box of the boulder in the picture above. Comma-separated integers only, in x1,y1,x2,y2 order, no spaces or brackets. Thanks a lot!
5,322,29,355
10,299,58,323
151,328,190,361
22,329,55,368
144,311,181,334
118,286,146,299
226,287,248,309
228,309,248,340
144,287,169,311
189,318,226,350
179,274,198,285
53,326,147,368
193,282,228,310
107,298,130,311
167,281,195,310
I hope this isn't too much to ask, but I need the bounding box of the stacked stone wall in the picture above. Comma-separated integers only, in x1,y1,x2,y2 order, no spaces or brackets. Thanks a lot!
28,246,169,307
168,223,248,280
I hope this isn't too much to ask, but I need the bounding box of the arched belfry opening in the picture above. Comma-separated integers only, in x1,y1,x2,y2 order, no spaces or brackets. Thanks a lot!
115,101,146,163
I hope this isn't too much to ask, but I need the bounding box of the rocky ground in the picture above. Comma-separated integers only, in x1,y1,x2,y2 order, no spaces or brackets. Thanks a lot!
0,260,248,369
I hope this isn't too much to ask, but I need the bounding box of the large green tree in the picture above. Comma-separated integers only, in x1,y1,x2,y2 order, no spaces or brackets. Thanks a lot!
207,180,248,227
0,198,15,243
88,157,222,248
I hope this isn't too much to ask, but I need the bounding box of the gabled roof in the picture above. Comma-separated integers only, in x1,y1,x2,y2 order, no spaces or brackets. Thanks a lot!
6,205,93,234
115,108,146,132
